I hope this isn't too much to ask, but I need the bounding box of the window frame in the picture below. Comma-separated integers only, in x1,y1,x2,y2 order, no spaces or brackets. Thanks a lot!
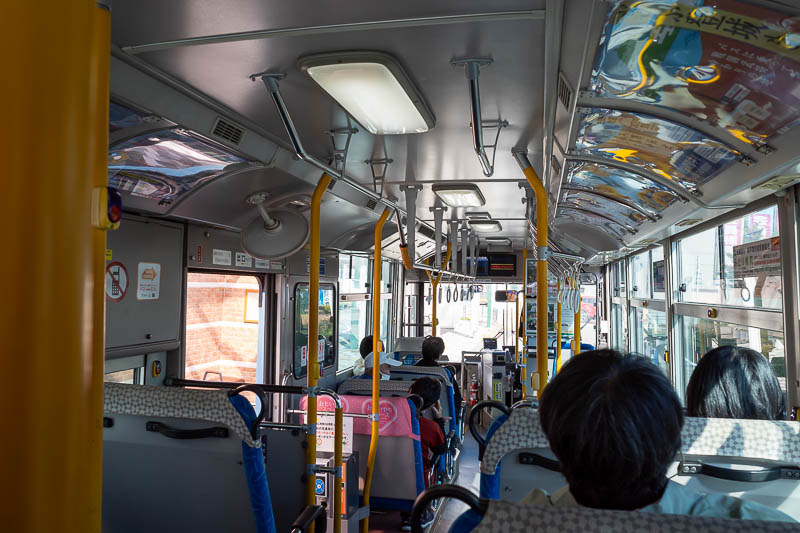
292,281,337,379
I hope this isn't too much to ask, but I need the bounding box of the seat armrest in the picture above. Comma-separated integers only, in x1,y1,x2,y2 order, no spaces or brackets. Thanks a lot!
290,504,327,533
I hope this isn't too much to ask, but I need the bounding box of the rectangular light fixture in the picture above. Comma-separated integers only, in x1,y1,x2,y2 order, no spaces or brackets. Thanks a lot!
465,211,491,220
432,183,486,207
486,237,512,246
469,220,502,233
299,51,435,135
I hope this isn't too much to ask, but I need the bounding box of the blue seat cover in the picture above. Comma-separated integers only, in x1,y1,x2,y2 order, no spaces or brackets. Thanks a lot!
479,414,509,499
229,395,277,533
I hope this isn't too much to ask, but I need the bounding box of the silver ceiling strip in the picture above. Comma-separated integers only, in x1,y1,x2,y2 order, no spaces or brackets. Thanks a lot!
401,185,422,263
542,0,565,193
123,10,545,55
430,207,447,268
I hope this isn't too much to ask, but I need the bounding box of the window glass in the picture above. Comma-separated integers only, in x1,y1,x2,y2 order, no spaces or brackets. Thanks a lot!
380,260,393,293
611,260,626,297
185,273,262,383
721,205,781,309
611,303,626,350
677,227,721,304
630,308,668,375
380,297,392,351
629,251,651,299
104,368,140,384
293,284,336,378
652,247,665,300
338,300,367,372
339,255,369,293
680,316,785,393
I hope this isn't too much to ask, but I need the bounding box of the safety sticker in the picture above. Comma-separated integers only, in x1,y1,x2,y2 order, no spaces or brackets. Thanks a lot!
300,345,308,366
254,258,269,269
235,252,253,268
137,262,161,301
105,249,113,261
196,245,203,264
212,249,232,266
105,262,129,303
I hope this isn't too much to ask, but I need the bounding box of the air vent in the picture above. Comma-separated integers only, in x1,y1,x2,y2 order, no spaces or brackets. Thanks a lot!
366,199,378,210
211,117,245,146
557,72,573,111
753,174,800,191
676,218,703,227
551,156,562,179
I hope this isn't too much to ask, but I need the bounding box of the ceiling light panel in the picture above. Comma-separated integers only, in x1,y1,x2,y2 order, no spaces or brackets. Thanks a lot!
486,237,511,246
432,184,486,207
299,52,435,135
469,220,502,233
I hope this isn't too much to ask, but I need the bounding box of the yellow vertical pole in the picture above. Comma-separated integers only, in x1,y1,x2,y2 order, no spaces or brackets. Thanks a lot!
429,242,452,337
1,2,105,531
362,208,391,533
574,277,581,355
515,153,549,397
556,280,563,373
306,173,332,520
520,247,527,399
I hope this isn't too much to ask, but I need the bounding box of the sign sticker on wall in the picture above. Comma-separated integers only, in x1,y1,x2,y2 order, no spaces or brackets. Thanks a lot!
254,258,269,269
235,252,253,268
212,249,232,266
105,261,128,303
137,262,161,300
300,345,308,366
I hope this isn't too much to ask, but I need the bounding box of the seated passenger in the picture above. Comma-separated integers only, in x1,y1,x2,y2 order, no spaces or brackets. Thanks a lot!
686,346,786,420
415,336,463,410
353,336,400,380
408,377,446,484
524,349,794,522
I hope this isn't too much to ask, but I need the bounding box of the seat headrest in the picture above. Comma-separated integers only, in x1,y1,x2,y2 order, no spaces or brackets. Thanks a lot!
337,378,411,396
103,382,260,447
481,410,800,474
473,500,794,532
390,366,452,382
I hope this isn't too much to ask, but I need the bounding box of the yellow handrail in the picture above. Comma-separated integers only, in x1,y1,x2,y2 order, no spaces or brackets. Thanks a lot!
306,172,331,520
520,248,527,399
428,241,452,337
516,154,549,397
556,279,563,373
361,208,391,533
574,276,581,355
333,404,343,533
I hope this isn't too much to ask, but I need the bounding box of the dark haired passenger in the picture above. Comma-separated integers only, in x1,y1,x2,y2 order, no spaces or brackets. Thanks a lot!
415,336,463,411
523,349,793,521
408,376,447,483
686,346,786,420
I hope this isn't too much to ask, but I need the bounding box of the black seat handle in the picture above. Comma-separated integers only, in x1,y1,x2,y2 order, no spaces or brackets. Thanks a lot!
289,504,327,533
145,421,229,440
678,460,800,483
518,452,561,472
227,384,269,440
468,400,511,460
410,485,486,533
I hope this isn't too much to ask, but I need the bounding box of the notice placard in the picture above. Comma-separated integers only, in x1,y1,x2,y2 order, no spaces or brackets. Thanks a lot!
137,262,161,300
733,237,781,278
316,415,353,454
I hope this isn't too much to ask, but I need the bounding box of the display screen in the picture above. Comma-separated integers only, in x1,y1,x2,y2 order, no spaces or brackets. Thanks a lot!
575,107,740,190
488,254,517,277
591,0,800,144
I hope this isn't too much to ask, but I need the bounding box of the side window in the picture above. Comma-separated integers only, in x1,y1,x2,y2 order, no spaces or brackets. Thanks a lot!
104,367,144,384
338,253,370,372
293,283,336,378
185,272,264,383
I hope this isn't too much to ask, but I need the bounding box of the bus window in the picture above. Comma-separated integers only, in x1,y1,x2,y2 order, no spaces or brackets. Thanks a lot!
293,284,336,378
104,368,143,384
338,253,369,372
185,273,263,383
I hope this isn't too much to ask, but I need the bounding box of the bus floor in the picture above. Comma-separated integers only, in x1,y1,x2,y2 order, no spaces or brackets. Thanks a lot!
367,434,480,533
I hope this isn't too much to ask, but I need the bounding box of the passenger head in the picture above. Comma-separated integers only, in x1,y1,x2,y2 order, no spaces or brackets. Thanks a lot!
686,346,786,420
408,376,441,411
421,336,445,363
539,349,683,511
359,336,384,358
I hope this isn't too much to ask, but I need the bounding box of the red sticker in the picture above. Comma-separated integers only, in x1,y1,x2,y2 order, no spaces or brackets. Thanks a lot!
105,261,129,302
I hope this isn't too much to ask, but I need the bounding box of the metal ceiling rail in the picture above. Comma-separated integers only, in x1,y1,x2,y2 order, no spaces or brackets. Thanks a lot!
122,10,545,55
560,185,659,221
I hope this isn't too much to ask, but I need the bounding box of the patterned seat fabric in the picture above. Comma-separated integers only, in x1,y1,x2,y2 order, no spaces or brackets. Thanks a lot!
337,378,411,396
104,381,259,447
481,410,800,475
471,500,798,532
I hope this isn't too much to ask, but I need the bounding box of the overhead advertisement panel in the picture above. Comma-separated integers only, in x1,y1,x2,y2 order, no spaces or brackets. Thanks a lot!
566,161,680,213
591,0,800,145
575,107,740,190
108,128,248,203
559,207,627,240
561,190,647,227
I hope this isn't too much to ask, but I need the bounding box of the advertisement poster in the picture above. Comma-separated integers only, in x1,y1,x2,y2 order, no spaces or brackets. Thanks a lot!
733,236,781,278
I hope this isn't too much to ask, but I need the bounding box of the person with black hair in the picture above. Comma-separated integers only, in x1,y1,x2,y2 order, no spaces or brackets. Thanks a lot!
408,377,446,482
686,346,786,420
415,336,463,411
524,349,793,521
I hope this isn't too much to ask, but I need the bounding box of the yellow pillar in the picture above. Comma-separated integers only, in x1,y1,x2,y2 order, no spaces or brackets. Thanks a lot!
574,277,581,355
556,280,563,372
1,2,107,531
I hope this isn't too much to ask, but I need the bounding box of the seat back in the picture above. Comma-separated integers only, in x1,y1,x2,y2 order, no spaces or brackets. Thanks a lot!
466,500,796,532
102,382,275,533
337,378,411,397
302,395,425,511
391,366,458,436
480,410,800,518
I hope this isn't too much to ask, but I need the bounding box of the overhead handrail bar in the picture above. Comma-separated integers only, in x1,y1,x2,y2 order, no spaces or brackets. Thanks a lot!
513,149,549,398
520,246,528,399
573,275,582,355
306,172,332,518
318,388,343,533
451,58,504,177
556,280,563,373
425,241,453,336
362,208,391,533
165,377,308,395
